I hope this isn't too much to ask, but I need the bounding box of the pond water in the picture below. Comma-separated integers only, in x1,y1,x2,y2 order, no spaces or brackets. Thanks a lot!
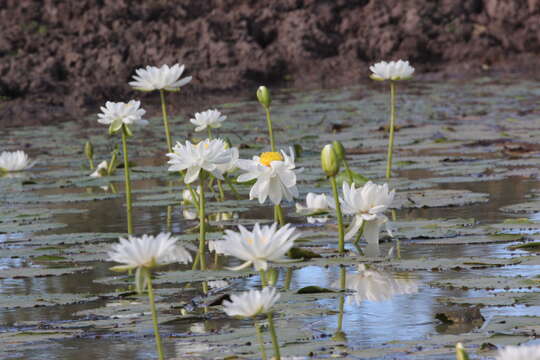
1,76,540,359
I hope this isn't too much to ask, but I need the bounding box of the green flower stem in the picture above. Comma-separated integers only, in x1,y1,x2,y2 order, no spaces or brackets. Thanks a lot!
217,179,225,201
88,157,95,171
198,172,207,271
121,127,133,235
207,127,213,139
275,205,285,227
107,147,118,175
353,221,366,245
254,320,268,360
283,268,293,291
166,205,173,232
330,176,345,254
159,89,173,153
187,183,200,213
145,270,165,360
265,107,276,152
343,158,354,184
260,269,267,288
191,252,200,270
336,266,346,333
386,81,396,179
266,312,281,360
224,176,241,199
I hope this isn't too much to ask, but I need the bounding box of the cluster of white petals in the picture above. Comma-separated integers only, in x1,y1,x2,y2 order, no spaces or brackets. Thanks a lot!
212,223,299,271
0,150,35,172
296,192,330,214
369,60,415,81
341,264,418,304
129,64,192,92
339,181,395,243
90,160,109,178
97,100,148,132
190,109,227,132
496,345,540,360
237,148,299,205
223,286,280,318
167,138,234,184
108,233,192,271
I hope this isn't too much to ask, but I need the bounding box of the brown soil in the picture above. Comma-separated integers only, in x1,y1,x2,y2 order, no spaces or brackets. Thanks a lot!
1,0,539,127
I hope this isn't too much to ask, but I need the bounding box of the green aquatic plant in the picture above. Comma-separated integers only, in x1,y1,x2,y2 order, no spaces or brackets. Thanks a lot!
370,60,414,178
223,286,282,360
129,63,192,153
322,144,345,253
108,233,192,360
167,138,234,270
97,100,148,234
84,141,94,170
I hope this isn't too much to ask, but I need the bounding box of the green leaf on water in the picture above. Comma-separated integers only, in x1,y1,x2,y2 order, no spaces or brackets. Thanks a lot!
297,286,335,294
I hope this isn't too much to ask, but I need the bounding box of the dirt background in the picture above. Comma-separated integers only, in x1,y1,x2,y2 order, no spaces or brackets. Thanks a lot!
1,0,539,127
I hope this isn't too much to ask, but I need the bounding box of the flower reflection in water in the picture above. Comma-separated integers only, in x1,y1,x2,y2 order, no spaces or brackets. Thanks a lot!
339,264,418,304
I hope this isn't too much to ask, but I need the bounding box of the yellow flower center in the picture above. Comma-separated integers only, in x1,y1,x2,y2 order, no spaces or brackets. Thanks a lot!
259,152,283,167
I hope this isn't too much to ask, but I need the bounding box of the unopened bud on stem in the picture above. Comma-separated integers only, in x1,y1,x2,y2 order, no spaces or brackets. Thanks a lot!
84,141,94,160
321,144,340,177
257,86,271,109
455,343,470,360
332,140,346,163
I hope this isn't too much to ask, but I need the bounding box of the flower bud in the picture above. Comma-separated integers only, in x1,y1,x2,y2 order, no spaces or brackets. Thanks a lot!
332,140,346,163
84,141,94,160
321,144,339,177
256,86,271,109
455,343,469,360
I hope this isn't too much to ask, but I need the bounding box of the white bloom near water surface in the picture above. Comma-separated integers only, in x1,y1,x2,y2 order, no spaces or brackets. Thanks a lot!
237,148,299,205
129,63,192,92
495,345,540,360
97,100,148,133
167,138,234,184
369,60,415,81
223,286,280,318
296,192,330,214
108,233,191,271
190,109,227,132
339,181,395,243
212,223,299,271
0,150,35,172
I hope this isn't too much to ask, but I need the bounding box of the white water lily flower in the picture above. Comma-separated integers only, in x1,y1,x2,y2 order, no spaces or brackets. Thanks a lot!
207,280,229,289
190,109,227,132
0,151,35,172
182,186,201,204
218,146,239,173
182,209,197,220
212,223,299,271
369,60,415,81
97,100,148,134
307,216,328,224
339,181,395,243
167,138,233,184
496,345,540,360
129,64,192,92
296,193,330,214
337,264,418,304
237,148,299,205
223,287,280,318
108,233,192,272
90,160,109,178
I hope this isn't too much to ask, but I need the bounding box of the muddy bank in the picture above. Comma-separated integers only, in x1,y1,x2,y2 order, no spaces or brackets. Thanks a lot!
1,0,539,127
